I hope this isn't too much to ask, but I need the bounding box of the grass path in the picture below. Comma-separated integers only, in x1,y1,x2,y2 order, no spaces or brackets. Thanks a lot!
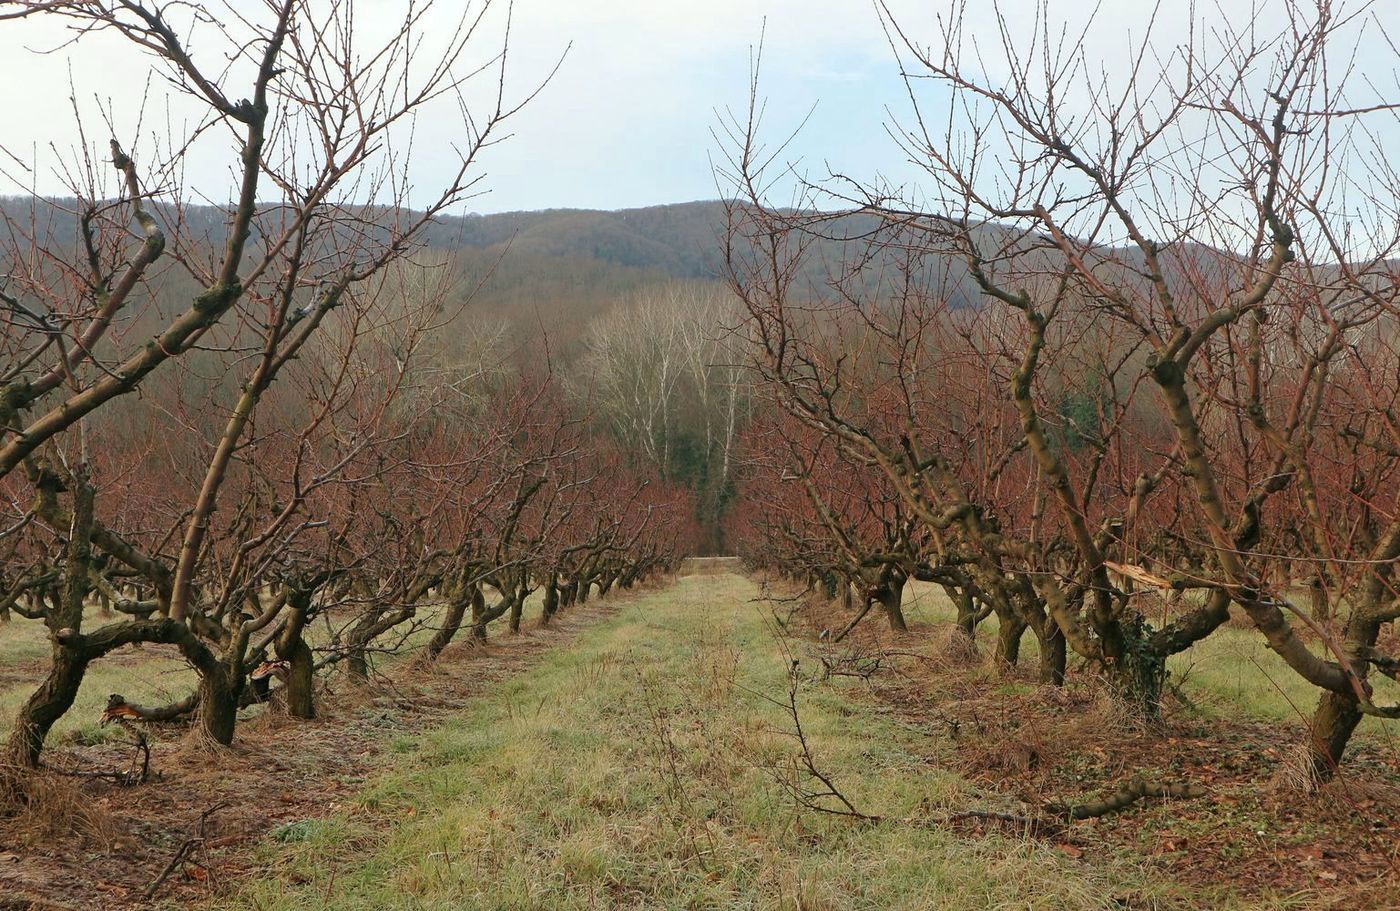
212,574,1262,911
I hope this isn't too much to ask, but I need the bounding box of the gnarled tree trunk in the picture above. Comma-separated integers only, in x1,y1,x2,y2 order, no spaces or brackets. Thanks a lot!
468,585,492,642
1035,620,1067,686
276,601,315,719
6,474,95,771
875,569,908,632
508,591,524,634
540,573,560,626
1306,612,1383,781
995,613,1027,670
426,586,471,660
6,648,89,770
196,659,241,746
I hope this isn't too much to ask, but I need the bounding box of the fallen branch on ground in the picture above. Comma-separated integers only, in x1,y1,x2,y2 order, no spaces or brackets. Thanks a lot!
145,801,228,900
1047,777,1207,821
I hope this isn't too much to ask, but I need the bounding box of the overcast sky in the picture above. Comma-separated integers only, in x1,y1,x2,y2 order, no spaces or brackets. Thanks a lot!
1,1,1395,215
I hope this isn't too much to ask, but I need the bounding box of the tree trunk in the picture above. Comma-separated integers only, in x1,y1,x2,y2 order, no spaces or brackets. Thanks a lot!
275,599,315,719
426,588,470,660
1308,690,1362,782
950,588,978,640
7,474,94,770
5,647,89,769
1305,615,1380,781
281,636,315,719
196,661,240,746
468,585,489,643
995,613,1027,670
347,648,369,681
343,607,382,681
508,595,524,634
343,604,416,680
575,579,589,604
1036,620,1067,686
1309,577,1329,622
876,572,908,632
344,618,375,681
540,574,560,626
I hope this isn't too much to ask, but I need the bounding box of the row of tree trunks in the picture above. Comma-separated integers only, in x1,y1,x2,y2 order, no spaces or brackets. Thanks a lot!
6,554,663,776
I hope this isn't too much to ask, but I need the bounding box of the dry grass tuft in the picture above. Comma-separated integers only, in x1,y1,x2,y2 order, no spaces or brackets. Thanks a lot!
1271,741,1325,793
172,725,239,762
929,625,980,669
1079,684,1146,740
0,766,116,847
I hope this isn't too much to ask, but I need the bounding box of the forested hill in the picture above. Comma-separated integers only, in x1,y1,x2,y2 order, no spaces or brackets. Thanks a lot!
425,200,731,278
0,196,731,280
3,196,1024,326
0,195,751,551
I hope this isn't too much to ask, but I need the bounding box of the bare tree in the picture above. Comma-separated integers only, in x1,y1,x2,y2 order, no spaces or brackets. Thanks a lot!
575,282,750,549
722,0,1400,777
0,0,549,768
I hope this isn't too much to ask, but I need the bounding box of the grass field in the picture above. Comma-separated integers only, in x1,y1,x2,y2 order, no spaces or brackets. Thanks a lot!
3,575,1394,908
200,574,1305,911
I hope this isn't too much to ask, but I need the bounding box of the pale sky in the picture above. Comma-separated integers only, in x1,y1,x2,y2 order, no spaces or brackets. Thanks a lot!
1,1,1396,215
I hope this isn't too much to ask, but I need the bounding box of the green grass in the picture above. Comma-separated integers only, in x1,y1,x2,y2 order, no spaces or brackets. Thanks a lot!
208,575,1282,911
0,612,196,746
